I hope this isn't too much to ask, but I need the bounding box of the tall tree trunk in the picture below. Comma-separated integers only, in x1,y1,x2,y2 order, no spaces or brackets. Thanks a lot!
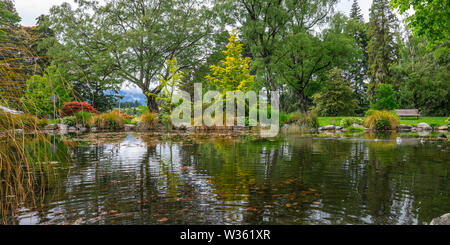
146,94,159,113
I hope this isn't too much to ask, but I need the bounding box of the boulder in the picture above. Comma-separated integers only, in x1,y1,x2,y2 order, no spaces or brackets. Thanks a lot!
124,124,136,131
398,124,413,130
321,125,335,131
335,126,343,130
437,133,448,141
430,213,450,225
416,122,432,131
436,125,448,130
44,124,58,130
78,127,88,132
57,124,68,131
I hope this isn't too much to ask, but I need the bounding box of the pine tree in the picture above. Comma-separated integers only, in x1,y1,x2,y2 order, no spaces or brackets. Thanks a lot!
350,0,363,22
205,29,254,93
312,68,357,116
347,0,369,114
367,0,400,103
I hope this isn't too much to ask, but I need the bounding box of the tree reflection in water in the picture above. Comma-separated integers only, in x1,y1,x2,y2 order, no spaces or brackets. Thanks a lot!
1,132,448,225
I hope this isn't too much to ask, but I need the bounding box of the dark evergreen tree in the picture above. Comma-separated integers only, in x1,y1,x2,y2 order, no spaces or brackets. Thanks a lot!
367,0,400,103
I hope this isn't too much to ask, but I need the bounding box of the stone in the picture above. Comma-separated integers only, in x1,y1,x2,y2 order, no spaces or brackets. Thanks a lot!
436,125,448,130
321,125,335,131
79,127,88,132
398,124,413,130
90,127,98,133
430,213,450,225
437,133,447,140
124,124,136,131
44,124,58,130
57,124,68,131
68,126,77,131
335,126,343,130
416,122,432,131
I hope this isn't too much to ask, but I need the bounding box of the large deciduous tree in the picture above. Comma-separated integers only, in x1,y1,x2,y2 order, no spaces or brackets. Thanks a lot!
44,0,214,112
390,0,449,46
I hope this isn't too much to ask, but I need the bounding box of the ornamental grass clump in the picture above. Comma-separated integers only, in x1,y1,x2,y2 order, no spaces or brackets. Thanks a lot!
364,110,399,131
88,112,125,130
139,112,159,129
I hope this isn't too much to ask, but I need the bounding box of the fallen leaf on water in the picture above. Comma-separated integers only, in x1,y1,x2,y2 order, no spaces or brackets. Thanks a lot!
308,188,317,192
246,207,258,212
180,167,187,171
312,201,321,205
158,217,168,223
285,203,292,208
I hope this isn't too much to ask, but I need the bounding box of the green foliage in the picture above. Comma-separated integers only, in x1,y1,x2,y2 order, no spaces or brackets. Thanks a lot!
340,117,364,128
21,65,74,117
364,110,399,130
61,116,76,127
37,118,49,128
391,36,449,116
367,0,399,102
88,112,125,130
346,126,364,132
205,29,254,93
390,0,449,46
75,111,94,126
285,111,319,129
151,57,184,114
312,68,357,116
372,84,398,110
0,112,39,130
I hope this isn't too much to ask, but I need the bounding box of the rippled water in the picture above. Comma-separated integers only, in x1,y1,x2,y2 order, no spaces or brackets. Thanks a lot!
1,132,449,225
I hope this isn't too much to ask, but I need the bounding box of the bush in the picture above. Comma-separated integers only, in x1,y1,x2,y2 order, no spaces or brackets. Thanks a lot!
37,118,49,128
285,111,319,129
75,111,94,126
60,101,97,117
140,112,159,129
364,110,399,131
112,109,135,120
61,116,77,127
446,117,450,125
340,117,364,128
88,112,125,130
372,84,398,110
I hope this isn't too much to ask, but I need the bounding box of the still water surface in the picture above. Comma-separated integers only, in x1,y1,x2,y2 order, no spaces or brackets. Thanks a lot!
2,132,449,225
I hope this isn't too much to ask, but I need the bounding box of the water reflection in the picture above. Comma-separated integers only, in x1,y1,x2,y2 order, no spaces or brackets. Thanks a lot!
1,132,448,225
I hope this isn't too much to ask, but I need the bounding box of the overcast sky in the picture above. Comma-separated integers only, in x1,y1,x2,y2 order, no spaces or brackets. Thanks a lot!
15,0,373,26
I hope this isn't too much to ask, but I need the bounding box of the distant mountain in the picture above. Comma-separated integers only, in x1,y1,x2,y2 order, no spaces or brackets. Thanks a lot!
118,90,146,105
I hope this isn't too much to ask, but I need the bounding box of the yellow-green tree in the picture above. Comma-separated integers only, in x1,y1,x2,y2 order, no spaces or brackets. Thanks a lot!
205,29,254,93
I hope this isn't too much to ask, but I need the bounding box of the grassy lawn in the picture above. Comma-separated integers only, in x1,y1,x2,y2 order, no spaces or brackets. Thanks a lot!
318,116,448,127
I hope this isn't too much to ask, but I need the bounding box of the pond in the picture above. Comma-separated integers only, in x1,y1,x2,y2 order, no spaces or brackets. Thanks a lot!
1,131,449,225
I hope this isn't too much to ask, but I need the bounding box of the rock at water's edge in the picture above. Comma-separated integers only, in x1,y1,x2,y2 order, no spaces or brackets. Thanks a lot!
430,213,450,225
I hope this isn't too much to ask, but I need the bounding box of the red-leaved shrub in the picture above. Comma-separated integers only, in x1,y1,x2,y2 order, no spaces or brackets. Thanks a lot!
60,101,97,117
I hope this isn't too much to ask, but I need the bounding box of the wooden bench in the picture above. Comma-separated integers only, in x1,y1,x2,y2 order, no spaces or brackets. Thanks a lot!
395,109,420,119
